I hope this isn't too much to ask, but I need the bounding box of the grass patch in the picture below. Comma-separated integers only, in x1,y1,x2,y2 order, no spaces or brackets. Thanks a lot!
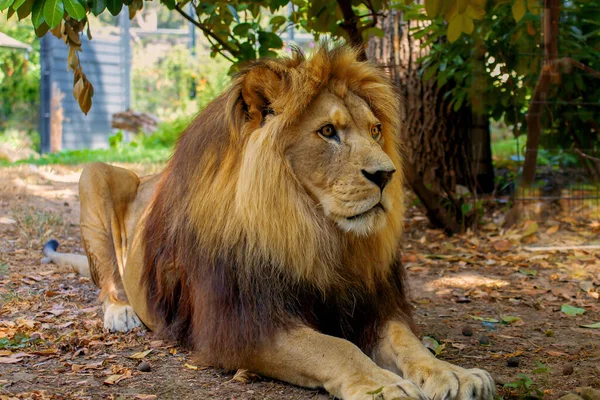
1,146,172,167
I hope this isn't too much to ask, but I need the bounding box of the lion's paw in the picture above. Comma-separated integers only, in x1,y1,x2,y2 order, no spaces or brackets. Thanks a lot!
103,303,142,332
408,363,495,400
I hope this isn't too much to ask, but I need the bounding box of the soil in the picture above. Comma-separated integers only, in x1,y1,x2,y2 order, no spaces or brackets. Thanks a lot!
1,164,599,400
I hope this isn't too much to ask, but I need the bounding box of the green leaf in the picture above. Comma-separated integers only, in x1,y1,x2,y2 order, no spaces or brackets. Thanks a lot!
447,15,462,42
424,0,440,18
580,322,600,329
502,316,522,325
64,0,85,20
43,0,63,28
90,0,105,15
34,20,49,36
269,15,286,30
32,0,46,28
470,315,499,323
561,304,585,317
258,31,283,50
233,22,252,37
226,4,239,22
512,0,526,22
422,336,445,356
16,0,34,19
11,0,25,11
366,387,384,395
0,0,15,11
106,0,121,16
519,268,537,276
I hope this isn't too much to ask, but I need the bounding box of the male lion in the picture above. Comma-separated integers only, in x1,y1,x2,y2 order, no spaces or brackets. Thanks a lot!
44,46,495,400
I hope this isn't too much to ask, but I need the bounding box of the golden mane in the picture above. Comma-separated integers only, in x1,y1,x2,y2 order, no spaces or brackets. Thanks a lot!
142,45,412,368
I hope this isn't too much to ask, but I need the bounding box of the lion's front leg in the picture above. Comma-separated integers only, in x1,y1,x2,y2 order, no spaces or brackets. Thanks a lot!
373,321,495,400
246,326,427,400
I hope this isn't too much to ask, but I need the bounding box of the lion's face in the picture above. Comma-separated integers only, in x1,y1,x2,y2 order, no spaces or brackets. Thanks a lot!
285,90,397,236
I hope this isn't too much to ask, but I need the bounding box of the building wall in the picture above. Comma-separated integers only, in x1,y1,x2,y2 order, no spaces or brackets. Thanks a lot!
40,17,130,153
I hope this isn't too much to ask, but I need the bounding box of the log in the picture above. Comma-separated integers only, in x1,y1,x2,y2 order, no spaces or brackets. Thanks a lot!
111,109,159,134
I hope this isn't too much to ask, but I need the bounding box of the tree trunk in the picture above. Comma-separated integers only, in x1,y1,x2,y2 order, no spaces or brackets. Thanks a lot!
520,0,560,188
368,10,490,232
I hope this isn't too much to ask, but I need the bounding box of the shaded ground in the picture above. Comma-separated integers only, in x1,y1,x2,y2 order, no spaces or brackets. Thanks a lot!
1,164,599,400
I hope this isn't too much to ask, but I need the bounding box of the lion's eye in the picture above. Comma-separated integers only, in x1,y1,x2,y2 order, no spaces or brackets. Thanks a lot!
318,124,338,140
371,124,382,140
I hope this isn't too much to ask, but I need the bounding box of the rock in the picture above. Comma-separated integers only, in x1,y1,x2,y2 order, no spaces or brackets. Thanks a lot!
579,387,600,400
137,361,151,372
507,356,520,367
479,335,490,345
563,365,574,376
462,326,473,337
0,216,16,224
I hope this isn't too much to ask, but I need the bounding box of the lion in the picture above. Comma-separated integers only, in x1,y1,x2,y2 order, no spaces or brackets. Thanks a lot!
43,45,495,400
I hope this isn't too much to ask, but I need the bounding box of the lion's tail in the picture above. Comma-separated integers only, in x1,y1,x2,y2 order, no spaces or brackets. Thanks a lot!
42,239,91,278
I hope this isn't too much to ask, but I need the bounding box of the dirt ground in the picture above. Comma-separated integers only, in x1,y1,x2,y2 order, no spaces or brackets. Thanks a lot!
1,164,599,400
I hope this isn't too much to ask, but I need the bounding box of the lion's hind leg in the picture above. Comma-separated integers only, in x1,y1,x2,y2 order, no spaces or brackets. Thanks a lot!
79,162,143,333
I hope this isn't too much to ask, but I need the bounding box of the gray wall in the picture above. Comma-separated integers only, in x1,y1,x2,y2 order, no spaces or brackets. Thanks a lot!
40,16,130,153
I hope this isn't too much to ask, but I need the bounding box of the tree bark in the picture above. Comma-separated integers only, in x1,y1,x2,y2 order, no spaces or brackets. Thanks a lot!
368,9,483,233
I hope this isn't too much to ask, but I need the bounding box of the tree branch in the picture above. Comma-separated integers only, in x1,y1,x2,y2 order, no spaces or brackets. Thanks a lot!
174,4,240,60
336,0,367,60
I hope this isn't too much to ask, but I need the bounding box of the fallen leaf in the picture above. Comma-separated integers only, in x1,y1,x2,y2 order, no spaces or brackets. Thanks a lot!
128,349,152,359
493,240,512,252
561,304,586,317
0,355,23,364
519,268,537,276
0,216,16,224
135,396,157,400
422,336,445,356
580,322,600,329
546,350,568,357
470,315,499,323
502,316,522,325
521,221,539,239
103,370,132,385
546,225,559,235
0,350,11,356
230,368,260,383
184,363,199,370
579,281,595,293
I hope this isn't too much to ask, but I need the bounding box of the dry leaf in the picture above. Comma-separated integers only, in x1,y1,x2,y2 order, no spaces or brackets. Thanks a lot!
103,370,132,385
0,355,24,364
184,363,198,370
492,240,512,252
546,225,559,235
129,349,152,359
230,369,260,384
134,395,157,400
546,350,568,357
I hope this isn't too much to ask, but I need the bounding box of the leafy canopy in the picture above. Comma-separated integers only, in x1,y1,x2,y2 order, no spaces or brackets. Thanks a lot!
1,0,533,113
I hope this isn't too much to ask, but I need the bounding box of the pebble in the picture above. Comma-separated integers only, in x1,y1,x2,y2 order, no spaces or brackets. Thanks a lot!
462,326,473,337
138,361,151,372
479,335,490,345
507,356,520,368
563,365,574,376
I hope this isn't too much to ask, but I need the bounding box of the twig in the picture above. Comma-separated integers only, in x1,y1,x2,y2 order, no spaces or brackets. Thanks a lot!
574,148,600,162
524,245,600,252
174,4,240,60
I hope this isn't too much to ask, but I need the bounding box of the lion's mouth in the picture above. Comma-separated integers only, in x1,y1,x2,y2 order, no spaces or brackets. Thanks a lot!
346,203,384,220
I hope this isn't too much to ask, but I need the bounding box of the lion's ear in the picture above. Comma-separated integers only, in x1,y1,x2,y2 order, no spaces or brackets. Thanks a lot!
241,65,286,123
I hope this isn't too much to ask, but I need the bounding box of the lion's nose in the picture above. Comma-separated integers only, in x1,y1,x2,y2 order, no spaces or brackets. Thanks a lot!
362,168,395,190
